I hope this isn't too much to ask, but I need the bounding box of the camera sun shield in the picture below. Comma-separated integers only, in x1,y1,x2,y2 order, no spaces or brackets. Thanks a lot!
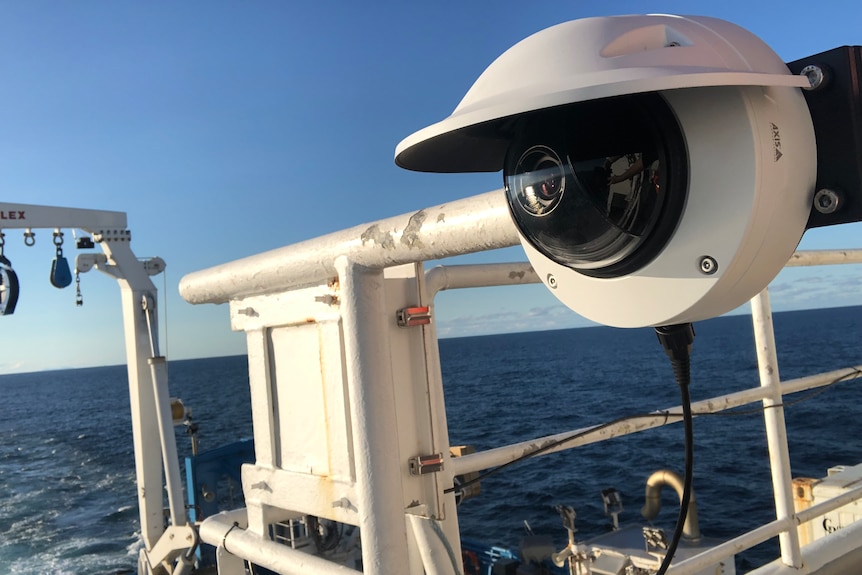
395,15,809,174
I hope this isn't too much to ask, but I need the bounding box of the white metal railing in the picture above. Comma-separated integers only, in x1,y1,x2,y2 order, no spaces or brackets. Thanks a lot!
196,251,860,574
179,190,516,305
428,249,862,574
445,364,862,477
671,483,862,574
180,179,862,574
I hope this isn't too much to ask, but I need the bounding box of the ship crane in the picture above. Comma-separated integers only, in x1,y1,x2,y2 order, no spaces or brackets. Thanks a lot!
0,202,194,575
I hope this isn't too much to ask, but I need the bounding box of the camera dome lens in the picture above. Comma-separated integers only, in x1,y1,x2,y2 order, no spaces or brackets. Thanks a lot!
511,146,566,216
504,93,687,278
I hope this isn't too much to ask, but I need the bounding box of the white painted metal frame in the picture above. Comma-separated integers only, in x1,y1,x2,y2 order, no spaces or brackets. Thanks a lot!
179,190,862,575
217,260,461,575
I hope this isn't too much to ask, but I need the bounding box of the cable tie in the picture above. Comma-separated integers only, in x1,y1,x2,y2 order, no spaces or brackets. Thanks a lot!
223,521,240,555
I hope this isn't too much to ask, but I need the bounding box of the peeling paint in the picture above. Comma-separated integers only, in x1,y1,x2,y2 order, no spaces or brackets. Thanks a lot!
520,438,559,459
436,213,445,223
401,209,427,249
360,224,396,249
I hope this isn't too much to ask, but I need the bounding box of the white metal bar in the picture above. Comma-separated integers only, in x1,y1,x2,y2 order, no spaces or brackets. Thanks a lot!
796,482,862,524
141,292,187,531
416,266,465,560
669,516,792,575
335,256,411,575
180,190,517,305
786,249,862,266
0,201,127,230
780,366,862,394
417,266,461,557
96,240,165,550
669,482,862,575
751,288,802,568
449,366,862,477
407,514,456,575
148,356,187,528
746,518,862,575
199,511,361,575
424,262,538,297
244,328,279,469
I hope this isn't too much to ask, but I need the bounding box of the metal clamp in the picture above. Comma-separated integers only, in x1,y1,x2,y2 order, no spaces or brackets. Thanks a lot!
408,453,443,475
397,305,432,327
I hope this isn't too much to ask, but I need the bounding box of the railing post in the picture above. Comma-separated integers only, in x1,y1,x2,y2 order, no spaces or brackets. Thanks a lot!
335,256,411,575
750,287,802,567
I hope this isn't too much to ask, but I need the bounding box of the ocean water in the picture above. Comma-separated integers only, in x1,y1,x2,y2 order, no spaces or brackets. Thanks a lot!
1,306,860,574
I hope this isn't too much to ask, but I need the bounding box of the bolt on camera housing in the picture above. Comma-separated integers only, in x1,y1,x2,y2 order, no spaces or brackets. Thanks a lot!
395,14,822,328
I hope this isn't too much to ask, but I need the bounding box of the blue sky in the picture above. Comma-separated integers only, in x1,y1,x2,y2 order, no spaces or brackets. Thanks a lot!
1,1,860,374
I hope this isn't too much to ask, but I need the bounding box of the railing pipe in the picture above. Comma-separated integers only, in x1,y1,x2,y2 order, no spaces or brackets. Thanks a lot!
786,249,862,266
180,190,517,305
180,245,861,310
425,262,538,297
780,366,862,394
449,366,862,477
796,482,862,524
668,482,862,575
199,511,361,575
407,514,458,575
751,288,802,568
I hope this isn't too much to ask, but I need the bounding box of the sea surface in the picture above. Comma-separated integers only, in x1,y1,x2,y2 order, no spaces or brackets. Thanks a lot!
1,305,860,574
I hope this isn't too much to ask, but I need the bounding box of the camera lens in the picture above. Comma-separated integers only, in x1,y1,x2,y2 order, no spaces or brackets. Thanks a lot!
511,146,566,216
504,93,687,278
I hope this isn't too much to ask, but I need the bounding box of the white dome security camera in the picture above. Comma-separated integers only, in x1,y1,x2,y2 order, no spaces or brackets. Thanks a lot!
395,15,818,328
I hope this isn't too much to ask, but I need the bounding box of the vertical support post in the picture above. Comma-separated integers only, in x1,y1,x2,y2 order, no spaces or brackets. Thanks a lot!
244,327,279,536
335,256,410,575
100,240,170,553
118,285,166,549
245,328,278,469
420,266,463,551
149,356,187,527
751,287,802,567
143,291,188,529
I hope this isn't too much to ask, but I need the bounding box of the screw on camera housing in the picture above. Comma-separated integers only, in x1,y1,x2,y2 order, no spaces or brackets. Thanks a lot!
813,189,842,214
699,256,718,275
547,273,558,289
800,64,827,91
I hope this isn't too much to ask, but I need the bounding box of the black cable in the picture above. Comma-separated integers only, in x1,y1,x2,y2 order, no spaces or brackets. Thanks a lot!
654,368,693,575
653,323,695,575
